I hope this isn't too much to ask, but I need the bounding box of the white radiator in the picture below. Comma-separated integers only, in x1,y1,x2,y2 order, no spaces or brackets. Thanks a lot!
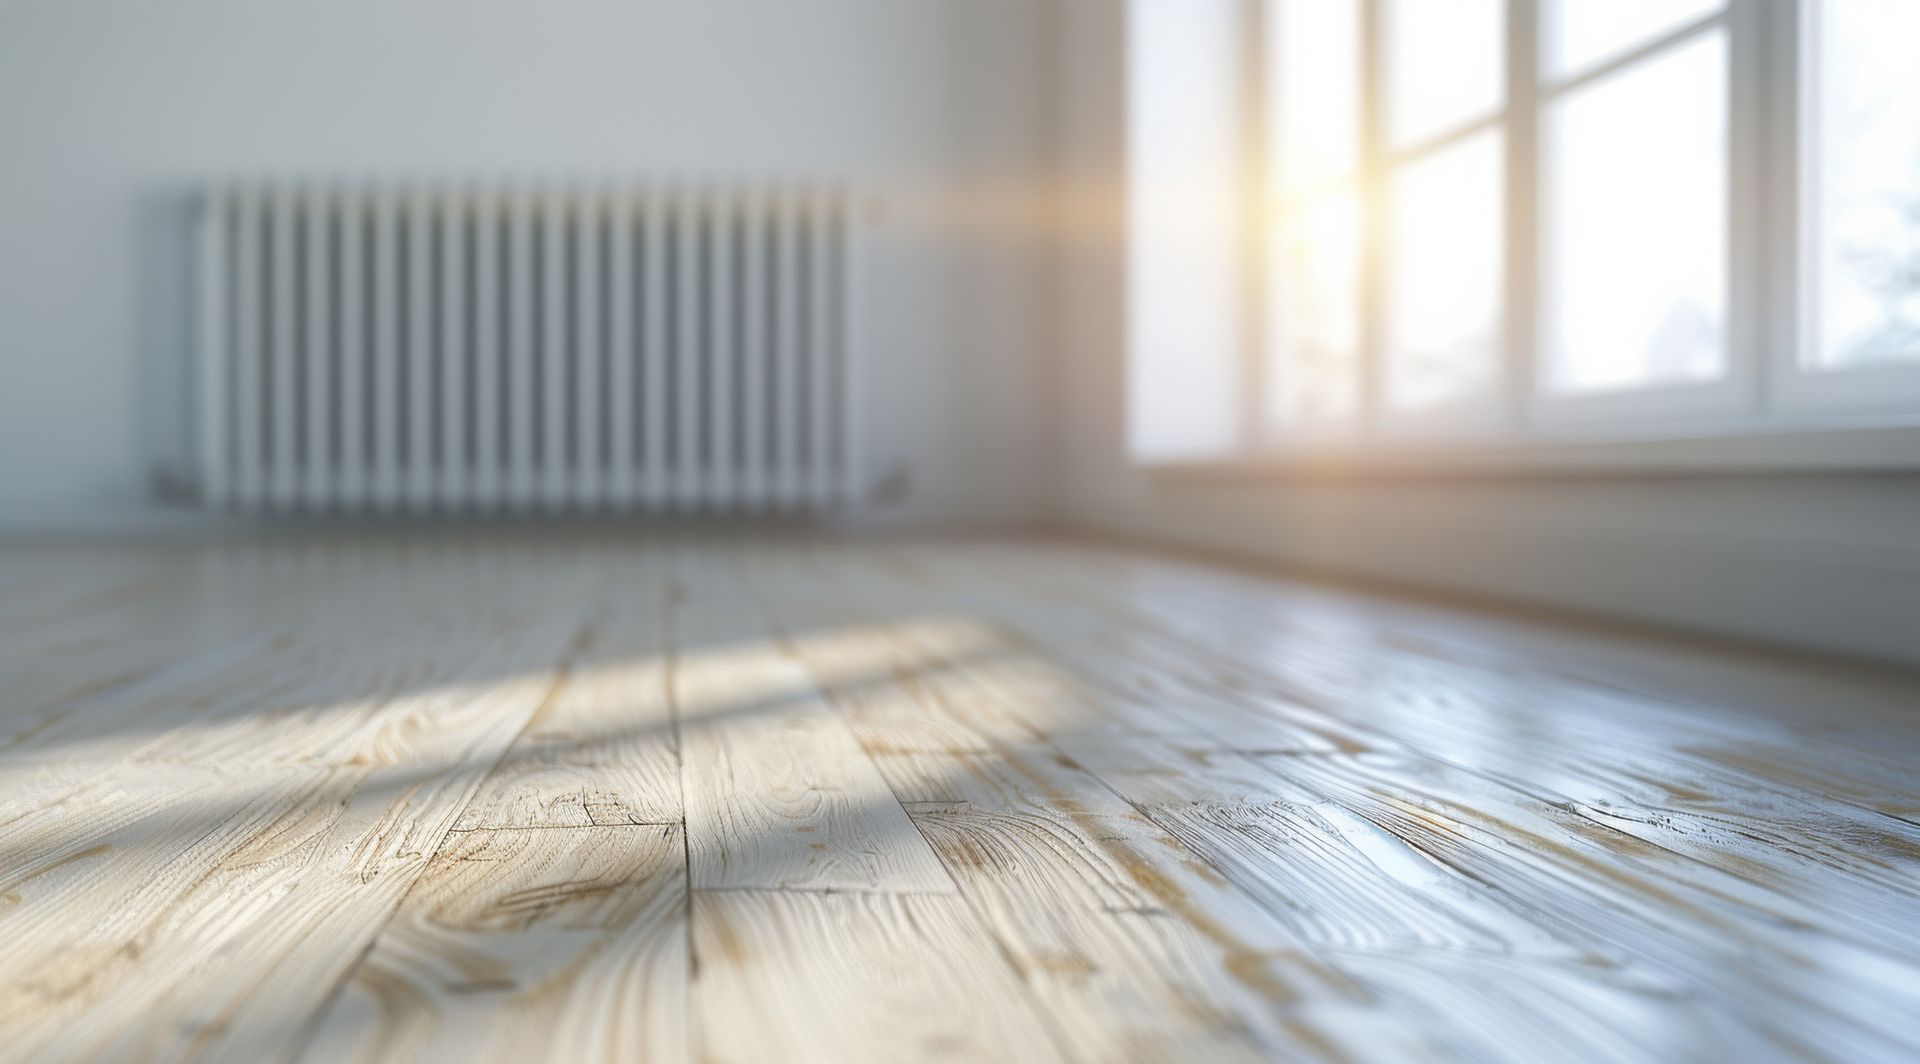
196,181,862,514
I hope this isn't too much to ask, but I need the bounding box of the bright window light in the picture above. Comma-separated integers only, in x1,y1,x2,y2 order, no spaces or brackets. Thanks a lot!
1543,0,1722,79
1126,0,1244,460
1268,192,1363,428
1264,0,1362,430
1124,0,1920,465
1270,0,1360,198
1810,0,1920,369
1385,0,1504,149
1544,31,1727,395
1387,131,1505,412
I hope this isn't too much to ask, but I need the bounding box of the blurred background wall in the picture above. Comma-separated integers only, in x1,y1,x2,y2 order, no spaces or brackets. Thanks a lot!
4,0,1917,668
0,0,1055,530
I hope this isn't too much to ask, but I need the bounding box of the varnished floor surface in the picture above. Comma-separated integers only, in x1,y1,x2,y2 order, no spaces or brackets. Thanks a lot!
2,534,1918,1062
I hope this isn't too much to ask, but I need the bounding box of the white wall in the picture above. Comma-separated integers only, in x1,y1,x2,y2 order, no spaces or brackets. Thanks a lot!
1047,0,1920,667
0,0,1053,528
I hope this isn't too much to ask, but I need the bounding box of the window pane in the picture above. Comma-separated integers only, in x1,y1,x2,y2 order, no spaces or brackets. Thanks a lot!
1269,0,1359,196
1264,0,1361,430
1386,131,1504,412
1267,193,1362,427
1386,0,1503,148
1811,0,1920,368
1127,0,1244,459
1543,33,1726,395
1544,0,1722,79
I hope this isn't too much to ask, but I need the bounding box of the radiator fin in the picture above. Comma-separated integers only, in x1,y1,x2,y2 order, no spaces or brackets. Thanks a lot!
197,180,861,515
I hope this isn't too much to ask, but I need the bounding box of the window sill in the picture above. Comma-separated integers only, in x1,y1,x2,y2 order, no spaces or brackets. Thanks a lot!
1147,419,1920,483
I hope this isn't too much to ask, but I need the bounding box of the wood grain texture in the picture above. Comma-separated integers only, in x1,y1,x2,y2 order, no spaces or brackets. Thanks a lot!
0,672,570,1061
691,889,1064,1064
455,606,681,830
302,825,686,1063
876,541,1920,1061
0,546,591,1061
674,553,952,893
758,565,1429,1059
1,535,1917,1062
901,772,1423,1062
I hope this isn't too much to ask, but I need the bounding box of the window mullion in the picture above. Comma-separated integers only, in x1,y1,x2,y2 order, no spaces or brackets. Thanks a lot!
1729,0,1773,417
1358,0,1387,432
1239,0,1269,451
1758,0,1806,415
1504,0,1540,433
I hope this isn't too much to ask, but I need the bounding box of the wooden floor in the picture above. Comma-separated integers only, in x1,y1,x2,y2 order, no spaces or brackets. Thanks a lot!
2,534,1918,1062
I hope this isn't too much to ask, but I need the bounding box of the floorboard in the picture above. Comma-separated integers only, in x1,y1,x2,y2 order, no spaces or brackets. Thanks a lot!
302,824,686,1063
0,534,1916,1062
676,551,952,893
690,889,1065,1064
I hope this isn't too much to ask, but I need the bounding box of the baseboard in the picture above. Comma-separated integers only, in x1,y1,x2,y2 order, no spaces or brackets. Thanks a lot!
1043,507,1920,672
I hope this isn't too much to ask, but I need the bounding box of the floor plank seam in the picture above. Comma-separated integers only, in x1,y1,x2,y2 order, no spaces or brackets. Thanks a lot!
999,614,1809,952
281,630,588,1059
667,574,700,1049
750,580,1082,1063
443,819,686,834
893,836,1086,1064
690,884,965,898
852,733,1086,1062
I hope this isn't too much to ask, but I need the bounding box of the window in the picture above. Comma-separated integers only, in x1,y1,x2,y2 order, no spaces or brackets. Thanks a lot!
1126,0,1245,460
1542,21,1726,399
1797,0,1920,405
1127,0,1920,465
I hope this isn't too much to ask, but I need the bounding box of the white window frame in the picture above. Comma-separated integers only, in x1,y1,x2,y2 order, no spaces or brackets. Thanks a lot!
1131,0,1920,473
1771,0,1920,416
1523,2,1756,431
